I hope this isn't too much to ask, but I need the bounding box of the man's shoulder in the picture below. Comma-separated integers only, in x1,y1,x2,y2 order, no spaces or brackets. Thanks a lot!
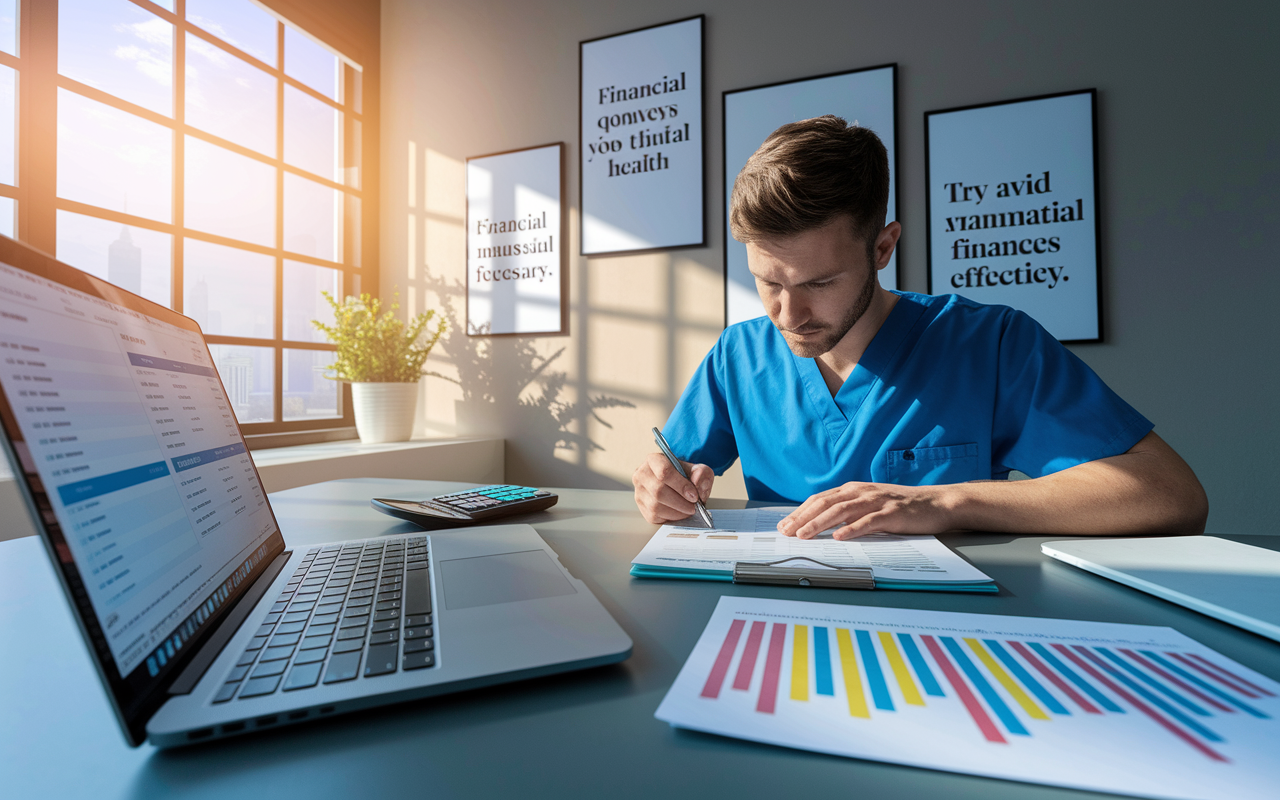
894,291,1030,338
720,315,786,349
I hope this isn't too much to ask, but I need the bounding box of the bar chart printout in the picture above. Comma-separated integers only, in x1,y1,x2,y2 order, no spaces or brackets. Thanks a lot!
656,597,1280,800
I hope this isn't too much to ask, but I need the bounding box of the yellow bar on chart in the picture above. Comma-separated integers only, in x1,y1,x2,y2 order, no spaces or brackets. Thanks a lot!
965,637,1049,720
790,625,809,701
836,628,870,718
878,630,924,706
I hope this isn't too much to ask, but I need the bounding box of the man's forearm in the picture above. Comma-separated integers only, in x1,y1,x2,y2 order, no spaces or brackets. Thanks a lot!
943,431,1208,536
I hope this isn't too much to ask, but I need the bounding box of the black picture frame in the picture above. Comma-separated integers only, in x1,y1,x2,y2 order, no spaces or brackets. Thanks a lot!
579,15,706,257
924,88,1103,344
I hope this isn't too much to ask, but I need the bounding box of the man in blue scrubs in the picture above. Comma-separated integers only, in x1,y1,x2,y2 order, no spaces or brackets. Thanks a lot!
633,115,1207,539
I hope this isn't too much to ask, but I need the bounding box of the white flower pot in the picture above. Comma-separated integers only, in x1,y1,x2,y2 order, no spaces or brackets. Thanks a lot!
351,382,419,444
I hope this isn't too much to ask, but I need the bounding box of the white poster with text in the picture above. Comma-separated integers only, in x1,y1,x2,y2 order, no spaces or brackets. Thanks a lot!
466,142,565,336
580,16,703,255
926,91,1101,342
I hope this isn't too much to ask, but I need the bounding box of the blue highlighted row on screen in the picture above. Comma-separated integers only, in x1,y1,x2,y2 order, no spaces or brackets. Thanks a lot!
127,352,216,378
171,442,246,473
57,461,170,505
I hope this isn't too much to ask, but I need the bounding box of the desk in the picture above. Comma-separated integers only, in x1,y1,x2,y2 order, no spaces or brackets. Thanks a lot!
3,478,1278,800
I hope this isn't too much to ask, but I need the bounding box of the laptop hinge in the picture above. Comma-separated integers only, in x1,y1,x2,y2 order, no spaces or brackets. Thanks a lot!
168,550,292,695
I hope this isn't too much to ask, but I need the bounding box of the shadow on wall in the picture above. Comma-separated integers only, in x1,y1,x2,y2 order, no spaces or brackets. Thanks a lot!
420,269,636,490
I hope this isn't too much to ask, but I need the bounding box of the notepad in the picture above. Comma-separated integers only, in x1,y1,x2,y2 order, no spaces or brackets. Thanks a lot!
630,507,997,592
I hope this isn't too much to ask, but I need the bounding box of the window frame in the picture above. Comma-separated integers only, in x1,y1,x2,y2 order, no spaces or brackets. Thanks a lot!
12,0,373,440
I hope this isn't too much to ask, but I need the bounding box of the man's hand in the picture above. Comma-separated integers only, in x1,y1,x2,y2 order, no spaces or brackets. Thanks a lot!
776,432,1208,539
632,452,715,524
778,483,954,540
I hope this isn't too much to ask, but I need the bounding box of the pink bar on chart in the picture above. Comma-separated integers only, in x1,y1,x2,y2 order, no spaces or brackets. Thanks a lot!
733,620,766,691
1167,652,1261,698
701,619,746,699
756,623,787,714
1054,645,1229,763
1120,649,1234,713
1185,653,1275,697
921,635,1006,744
1010,640,1102,715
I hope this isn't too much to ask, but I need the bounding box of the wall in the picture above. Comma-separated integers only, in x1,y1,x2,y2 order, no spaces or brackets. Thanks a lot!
381,0,1280,533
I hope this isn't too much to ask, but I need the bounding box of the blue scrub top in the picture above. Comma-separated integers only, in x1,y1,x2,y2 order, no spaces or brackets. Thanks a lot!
664,291,1153,503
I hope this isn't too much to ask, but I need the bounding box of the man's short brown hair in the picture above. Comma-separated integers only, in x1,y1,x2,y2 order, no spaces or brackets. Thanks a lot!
730,115,890,247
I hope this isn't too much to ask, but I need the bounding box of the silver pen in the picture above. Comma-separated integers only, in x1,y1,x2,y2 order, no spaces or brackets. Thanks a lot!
651,426,714,528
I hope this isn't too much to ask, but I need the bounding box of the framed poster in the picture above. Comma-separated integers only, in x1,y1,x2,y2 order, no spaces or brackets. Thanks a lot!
723,64,898,327
925,89,1102,343
580,15,704,256
466,142,566,336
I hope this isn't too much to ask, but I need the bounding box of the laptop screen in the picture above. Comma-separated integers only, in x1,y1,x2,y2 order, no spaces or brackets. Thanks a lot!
0,236,285,741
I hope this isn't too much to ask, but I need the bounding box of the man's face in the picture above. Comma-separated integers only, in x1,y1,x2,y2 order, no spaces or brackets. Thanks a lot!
746,217,878,358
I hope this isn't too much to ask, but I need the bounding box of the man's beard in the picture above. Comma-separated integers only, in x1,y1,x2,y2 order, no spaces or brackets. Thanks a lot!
780,264,878,358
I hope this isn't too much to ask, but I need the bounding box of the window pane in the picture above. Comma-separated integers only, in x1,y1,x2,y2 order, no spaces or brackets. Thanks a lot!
283,349,339,421
209,344,273,423
0,0,14,57
186,0,277,67
55,210,172,306
183,239,273,337
0,197,12,238
184,136,274,246
284,26,338,100
57,90,172,222
185,33,276,156
283,173,339,261
58,0,174,117
283,85,337,181
0,65,13,185
283,260,340,342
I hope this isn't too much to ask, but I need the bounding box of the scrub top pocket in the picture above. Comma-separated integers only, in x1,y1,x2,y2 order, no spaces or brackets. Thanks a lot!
885,443,980,485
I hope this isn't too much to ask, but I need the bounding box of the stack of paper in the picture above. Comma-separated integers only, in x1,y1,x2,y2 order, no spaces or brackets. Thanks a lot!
657,596,1280,800
630,507,997,592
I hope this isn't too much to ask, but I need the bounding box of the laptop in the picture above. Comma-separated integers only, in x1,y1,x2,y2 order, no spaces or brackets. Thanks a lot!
0,235,632,747
1042,536,1280,643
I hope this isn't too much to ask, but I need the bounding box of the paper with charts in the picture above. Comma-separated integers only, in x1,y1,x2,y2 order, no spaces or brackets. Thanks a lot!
656,596,1280,800
631,507,994,587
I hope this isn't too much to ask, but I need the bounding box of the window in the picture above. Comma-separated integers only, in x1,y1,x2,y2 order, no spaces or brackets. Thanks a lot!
13,0,369,437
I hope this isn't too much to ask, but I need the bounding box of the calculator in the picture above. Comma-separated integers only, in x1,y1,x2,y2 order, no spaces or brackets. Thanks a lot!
370,485,559,530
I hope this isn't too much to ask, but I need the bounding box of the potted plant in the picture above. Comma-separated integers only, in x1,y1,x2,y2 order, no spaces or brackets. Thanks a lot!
313,290,447,444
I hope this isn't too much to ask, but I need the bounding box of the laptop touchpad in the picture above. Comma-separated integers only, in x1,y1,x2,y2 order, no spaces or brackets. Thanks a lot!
439,550,577,610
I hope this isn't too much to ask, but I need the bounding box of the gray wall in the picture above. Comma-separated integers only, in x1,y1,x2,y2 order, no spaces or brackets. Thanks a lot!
381,0,1280,533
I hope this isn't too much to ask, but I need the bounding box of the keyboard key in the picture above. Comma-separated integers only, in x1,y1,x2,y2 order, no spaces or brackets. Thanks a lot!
373,609,400,622
341,608,369,620
227,665,249,682
311,612,339,626
323,652,362,684
283,661,323,691
238,675,282,698
236,650,258,667
405,614,431,627
301,635,332,650
307,623,336,636
245,636,268,651
404,625,432,640
403,638,434,654
339,615,369,629
213,682,240,703
275,621,305,635
333,638,364,654
375,599,401,612
404,569,431,615
369,631,399,645
348,588,374,599
255,624,275,638
294,647,328,665
260,644,296,662
364,643,399,677
337,627,366,641
377,591,402,602
263,612,282,625
372,620,398,633
282,611,310,624
403,651,435,670
251,659,287,679
346,597,372,609
269,632,302,647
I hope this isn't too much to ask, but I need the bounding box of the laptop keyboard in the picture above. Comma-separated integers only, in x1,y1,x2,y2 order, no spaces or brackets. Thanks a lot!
213,536,434,703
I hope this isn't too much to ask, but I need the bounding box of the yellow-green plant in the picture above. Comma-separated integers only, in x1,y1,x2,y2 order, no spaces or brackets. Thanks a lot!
312,291,447,383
